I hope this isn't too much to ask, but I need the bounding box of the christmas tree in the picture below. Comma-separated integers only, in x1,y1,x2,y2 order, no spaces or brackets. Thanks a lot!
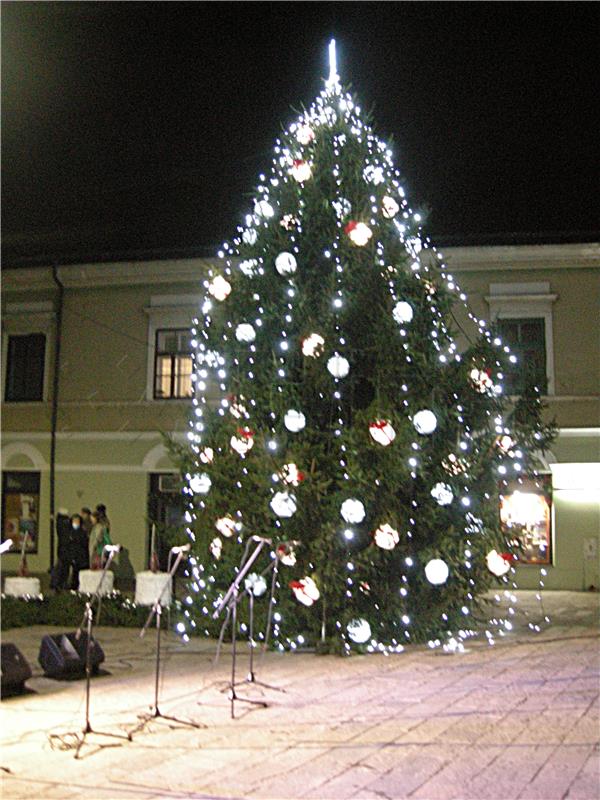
174,43,555,653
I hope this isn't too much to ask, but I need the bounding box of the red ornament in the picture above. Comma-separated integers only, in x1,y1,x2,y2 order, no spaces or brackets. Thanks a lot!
369,419,396,446
237,427,255,439
344,220,358,235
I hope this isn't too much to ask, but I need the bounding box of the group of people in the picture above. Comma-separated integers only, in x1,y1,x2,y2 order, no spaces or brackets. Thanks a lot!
50,503,112,592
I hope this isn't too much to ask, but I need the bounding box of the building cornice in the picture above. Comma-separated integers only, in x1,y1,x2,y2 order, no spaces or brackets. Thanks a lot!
3,244,598,294
2,258,221,292
437,242,600,271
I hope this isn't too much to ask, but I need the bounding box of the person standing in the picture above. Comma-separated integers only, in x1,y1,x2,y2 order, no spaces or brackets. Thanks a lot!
88,510,110,569
80,507,92,537
51,508,71,591
68,513,88,589
95,504,110,535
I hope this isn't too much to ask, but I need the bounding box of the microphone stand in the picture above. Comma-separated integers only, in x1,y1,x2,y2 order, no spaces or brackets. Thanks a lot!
59,546,133,759
212,538,271,719
243,557,285,694
132,547,205,732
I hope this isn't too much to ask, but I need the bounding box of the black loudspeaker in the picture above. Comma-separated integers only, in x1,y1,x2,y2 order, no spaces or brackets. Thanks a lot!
1,643,33,696
38,632,105,679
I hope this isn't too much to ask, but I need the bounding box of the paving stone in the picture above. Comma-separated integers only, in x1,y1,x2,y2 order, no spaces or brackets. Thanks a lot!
1,591,598,800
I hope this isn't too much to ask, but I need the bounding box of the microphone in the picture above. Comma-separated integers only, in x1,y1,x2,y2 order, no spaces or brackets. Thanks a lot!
103,543,121,553
170,544,191,554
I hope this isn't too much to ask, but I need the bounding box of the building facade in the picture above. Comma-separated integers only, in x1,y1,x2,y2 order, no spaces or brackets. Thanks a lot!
2,243,599,590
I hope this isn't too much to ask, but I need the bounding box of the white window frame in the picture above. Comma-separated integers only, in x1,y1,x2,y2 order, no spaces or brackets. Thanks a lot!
486,282,557,396
144,295,202,401
1,302,55,404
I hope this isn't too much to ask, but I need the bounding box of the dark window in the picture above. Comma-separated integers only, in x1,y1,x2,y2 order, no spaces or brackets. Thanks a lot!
154,329,193,399
5,334,46,401
2,471,41,554
147,472,185,572
497,318,547,394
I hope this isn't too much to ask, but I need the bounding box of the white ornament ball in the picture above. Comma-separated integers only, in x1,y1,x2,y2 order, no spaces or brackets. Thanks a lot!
296,124,315,145
430,482,454,506
209,537,222,559
239,259,258,277
425,558,450,585
207,276,231,301
199,447,214,464
284,409,306,433
369,420,396,446
413,409,437,435
381,196,400,219
235,323,256,343
363,165,385,185
215,516,236,538
244,572,268,597
189,473,211,495
242,228,257,246
270,491,297,518
405,236,422,257
254,200,274,218
346,221,373,246
290,576,319,606
327,354,350,379
291,160,312,182
341,498,366,524
392,301,414,325
486,550,512,577
275,252,297,275
302,332,325,358
346,618,372,644
373,523,399,550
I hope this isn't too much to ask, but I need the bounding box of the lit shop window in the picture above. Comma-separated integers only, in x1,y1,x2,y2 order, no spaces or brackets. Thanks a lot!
1,471,40,554
500,476,552,565
154,329,193,399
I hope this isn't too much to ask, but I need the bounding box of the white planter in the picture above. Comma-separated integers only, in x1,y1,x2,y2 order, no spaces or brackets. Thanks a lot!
78,569,114,596
135,571,172,606
4,577,41,598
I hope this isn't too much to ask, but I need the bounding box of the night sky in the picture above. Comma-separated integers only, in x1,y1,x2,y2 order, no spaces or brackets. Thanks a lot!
2,2,599,264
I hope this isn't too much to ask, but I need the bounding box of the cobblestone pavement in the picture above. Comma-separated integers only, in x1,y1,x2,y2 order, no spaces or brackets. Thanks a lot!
1,591,598,800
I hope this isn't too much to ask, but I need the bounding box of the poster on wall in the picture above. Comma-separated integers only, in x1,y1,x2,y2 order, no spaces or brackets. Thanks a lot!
1,471,40,554
500,474,552,565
